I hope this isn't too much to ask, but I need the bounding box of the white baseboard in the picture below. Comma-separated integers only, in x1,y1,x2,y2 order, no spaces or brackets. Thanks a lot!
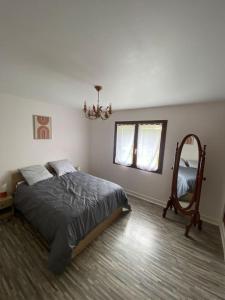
219,222,225,261
125,189,218,226
126,189,165,207
200,214,219,226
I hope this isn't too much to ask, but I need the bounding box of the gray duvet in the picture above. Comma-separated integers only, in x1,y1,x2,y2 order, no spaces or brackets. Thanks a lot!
14,171,130,274
177,166,197,198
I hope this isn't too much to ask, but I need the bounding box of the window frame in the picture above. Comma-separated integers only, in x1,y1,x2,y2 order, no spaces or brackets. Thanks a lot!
113,120,168,174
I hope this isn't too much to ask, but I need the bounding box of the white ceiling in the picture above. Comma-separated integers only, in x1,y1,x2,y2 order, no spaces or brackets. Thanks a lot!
0,0,225,109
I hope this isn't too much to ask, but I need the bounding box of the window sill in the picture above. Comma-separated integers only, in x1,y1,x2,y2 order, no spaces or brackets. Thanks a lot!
113,162,163,175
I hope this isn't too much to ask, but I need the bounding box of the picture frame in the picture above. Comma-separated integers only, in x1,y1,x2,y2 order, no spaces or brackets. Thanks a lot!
33,115,52,139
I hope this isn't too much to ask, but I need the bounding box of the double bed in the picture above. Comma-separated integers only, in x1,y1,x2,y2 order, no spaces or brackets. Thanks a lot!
14,171,130,274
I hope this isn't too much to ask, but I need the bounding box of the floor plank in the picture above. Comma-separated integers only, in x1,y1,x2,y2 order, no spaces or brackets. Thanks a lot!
0,197,225,300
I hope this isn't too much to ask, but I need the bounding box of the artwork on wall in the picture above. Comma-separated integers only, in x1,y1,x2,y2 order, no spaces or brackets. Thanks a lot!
33,115,52,139
185,136,194,145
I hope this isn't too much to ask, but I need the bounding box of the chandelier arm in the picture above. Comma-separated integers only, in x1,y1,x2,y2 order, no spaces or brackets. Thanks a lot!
100,111,109,120
85,112,98,120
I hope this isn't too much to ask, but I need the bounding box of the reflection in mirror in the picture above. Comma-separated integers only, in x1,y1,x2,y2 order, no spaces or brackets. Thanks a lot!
177,135,199,208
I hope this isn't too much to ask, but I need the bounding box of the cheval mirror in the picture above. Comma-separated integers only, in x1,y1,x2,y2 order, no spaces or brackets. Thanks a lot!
163,134,206,236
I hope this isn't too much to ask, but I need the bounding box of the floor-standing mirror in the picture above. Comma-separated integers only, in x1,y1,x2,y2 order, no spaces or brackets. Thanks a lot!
163,134,206,236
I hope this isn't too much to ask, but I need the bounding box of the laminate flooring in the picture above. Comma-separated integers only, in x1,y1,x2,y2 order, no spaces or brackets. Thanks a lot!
0,197,225,300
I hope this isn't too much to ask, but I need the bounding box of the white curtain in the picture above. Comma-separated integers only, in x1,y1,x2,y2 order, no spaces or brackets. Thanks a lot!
115,124,135,166
136,124,162,171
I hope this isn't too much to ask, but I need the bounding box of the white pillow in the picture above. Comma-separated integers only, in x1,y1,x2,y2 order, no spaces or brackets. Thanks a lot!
179,158,187,167
187,160,198,168
20,165,53,186
49,159,76,176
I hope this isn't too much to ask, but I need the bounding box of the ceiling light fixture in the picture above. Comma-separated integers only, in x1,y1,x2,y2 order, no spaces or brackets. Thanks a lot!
83,85,112,120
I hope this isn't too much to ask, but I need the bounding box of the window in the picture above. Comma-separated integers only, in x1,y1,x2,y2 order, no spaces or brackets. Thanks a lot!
113,120,167,173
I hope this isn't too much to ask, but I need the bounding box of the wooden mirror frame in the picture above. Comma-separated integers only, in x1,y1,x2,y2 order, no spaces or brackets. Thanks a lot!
162,134,206,236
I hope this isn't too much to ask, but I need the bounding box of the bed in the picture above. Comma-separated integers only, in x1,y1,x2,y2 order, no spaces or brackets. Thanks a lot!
177,166,197,198
14,171,130,274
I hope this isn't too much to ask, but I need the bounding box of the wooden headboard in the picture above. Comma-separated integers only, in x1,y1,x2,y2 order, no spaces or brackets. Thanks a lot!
11,171,24,193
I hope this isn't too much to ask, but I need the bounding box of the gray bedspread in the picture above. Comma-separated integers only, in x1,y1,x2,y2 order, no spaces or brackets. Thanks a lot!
177,166,197,198
14,171,130,274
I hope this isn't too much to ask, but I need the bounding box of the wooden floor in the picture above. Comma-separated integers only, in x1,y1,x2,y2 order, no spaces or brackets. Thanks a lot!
0,197,225,300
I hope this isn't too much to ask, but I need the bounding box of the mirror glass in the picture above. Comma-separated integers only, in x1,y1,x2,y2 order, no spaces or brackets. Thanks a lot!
177,135,199,208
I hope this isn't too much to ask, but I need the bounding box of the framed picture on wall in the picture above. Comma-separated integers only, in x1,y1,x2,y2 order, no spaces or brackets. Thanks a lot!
185,136,194,145
33,115,52,139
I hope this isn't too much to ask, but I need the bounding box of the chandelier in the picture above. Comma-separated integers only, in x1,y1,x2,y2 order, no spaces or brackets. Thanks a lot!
83,85,112,120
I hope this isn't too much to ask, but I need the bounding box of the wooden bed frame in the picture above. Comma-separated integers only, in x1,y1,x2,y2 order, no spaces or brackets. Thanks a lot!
73,207,122,256
11,171,124,257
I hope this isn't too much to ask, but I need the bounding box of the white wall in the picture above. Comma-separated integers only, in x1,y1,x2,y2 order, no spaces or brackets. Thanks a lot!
0,94,90,192
90,101,225,224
